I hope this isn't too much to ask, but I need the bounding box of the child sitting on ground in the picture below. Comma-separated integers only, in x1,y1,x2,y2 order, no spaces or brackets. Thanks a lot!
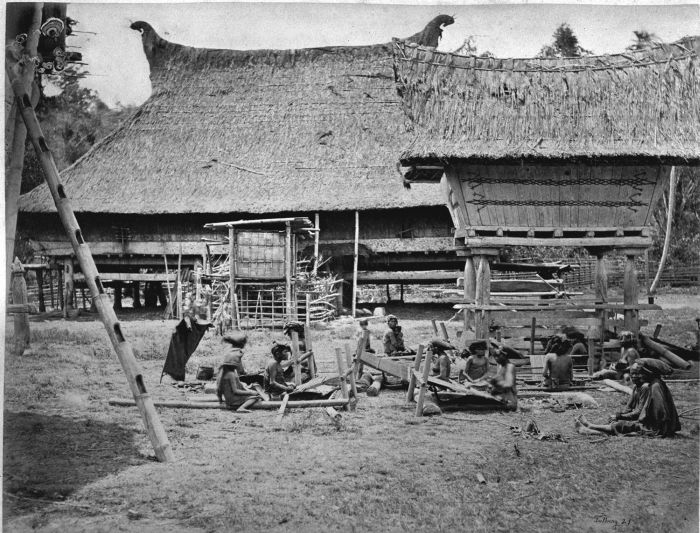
463,347,490,383
264,343,297,400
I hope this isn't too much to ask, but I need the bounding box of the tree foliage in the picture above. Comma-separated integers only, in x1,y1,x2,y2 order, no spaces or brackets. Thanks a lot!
538,23,591,58
21,66,135,193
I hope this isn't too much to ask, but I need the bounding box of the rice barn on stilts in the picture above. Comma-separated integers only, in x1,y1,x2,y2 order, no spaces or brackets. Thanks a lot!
18,19,468,319
392,36,700,356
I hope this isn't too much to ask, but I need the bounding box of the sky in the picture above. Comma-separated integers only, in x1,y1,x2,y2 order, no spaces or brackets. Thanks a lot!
55,2,700,107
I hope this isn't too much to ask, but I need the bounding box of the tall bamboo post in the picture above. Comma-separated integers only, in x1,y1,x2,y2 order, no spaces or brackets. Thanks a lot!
5,3,42,294
163,255,173,318
284,222,293,320
7,71,174,462
352,210,359,318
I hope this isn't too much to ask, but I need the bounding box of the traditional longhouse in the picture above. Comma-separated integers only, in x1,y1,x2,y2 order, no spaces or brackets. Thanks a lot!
18,20,460,306
393,36,700,339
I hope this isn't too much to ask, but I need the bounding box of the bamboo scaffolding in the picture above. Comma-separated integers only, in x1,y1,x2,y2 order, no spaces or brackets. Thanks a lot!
8,70,174,462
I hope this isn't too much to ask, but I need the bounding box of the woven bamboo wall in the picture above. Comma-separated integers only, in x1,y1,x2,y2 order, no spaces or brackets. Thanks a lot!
235,231,285,279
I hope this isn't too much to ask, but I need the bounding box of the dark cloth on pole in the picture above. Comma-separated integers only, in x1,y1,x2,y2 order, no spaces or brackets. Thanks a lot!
161,319,212,381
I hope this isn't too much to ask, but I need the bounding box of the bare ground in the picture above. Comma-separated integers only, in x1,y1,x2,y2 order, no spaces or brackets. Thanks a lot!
3,291,699,533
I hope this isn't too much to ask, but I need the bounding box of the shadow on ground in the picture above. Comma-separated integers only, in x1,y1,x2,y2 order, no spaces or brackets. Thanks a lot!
3,411,147,518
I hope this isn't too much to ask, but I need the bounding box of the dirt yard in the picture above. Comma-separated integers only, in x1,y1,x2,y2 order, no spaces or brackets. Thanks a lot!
4,291,699,532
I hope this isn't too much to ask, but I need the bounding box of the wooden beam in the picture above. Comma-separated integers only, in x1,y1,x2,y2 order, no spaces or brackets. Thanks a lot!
284,222,293,320
406,345,424,403
623,254,640,333
458,236,651,248
415,348,433,416
313,212,320,275
358,350,410,381
73,272,177,282
109,398,350,409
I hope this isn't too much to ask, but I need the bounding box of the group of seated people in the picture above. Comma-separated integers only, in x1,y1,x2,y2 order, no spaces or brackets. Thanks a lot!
215,321,315,411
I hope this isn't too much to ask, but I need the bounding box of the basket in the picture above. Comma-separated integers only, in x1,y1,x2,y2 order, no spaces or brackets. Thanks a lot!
196,365,214,381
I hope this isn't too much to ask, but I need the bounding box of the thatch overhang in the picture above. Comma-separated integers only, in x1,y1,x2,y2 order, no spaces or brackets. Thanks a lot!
20,21,443,214
393,36,700,169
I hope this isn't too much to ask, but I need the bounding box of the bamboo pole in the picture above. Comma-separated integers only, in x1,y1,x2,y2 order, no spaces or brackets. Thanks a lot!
8,72,174,462
109,398,349,409
176,244,183,320
5,3,42,293
291,331,302,386
352,210,359,318
304,324,316,379
36,268,45,312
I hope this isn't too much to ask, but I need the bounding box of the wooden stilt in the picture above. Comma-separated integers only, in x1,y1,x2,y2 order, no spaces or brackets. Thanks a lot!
594,252,608,360
11,258,30,356
132,281,141,309
530,317,536,355
163,255,173,319
463,256,476,344
49,267,55,309
290,331,302,386
36,268,45,312
113,281,123,310
344,344,358,402
63,258,74,317
81,287,87,311
475,255,492,340
9,74,174,462
623,254,640,333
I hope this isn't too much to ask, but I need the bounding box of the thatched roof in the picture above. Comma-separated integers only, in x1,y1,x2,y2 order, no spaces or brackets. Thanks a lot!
394,36,700,165
20,21,443,214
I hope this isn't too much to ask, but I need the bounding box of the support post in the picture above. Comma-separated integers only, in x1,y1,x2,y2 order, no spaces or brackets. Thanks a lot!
113,281,123,310
475,255,492,341
132,281,141,309
352,210,359,318
49,267,55,308
594,252,608,360
304,324,316,379
530,317,536,355
229,228,239,326
284,222,293,320
63,257,74,317
463,256,476,344
8,72,174,462
163,255,173,319
11,258,30,356
623,253,640,333
291,331,302,386
313,212,320,276
36,268,45,312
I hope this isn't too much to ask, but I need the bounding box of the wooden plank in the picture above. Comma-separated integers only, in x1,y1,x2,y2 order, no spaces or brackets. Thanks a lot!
335,348,349,401
358,351,409,381
453,303,661,311
352,210,359,318
345,344,358,401
415,348,433,416
275,394,290,423
406,345,424,403
426,376,469,393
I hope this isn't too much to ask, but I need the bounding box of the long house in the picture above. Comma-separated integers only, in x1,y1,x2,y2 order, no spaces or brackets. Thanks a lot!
18,20,459,306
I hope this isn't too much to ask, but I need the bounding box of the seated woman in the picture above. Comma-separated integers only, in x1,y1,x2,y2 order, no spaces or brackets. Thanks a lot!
216,333,261,412
264,343,297,400
488,349,517,411
576,359,680,437
382,315,416,356
542,335,574,390
429,338,455,381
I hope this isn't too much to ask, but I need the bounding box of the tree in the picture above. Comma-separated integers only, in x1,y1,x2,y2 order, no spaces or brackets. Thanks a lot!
21,65,134,193
538,23,591,58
